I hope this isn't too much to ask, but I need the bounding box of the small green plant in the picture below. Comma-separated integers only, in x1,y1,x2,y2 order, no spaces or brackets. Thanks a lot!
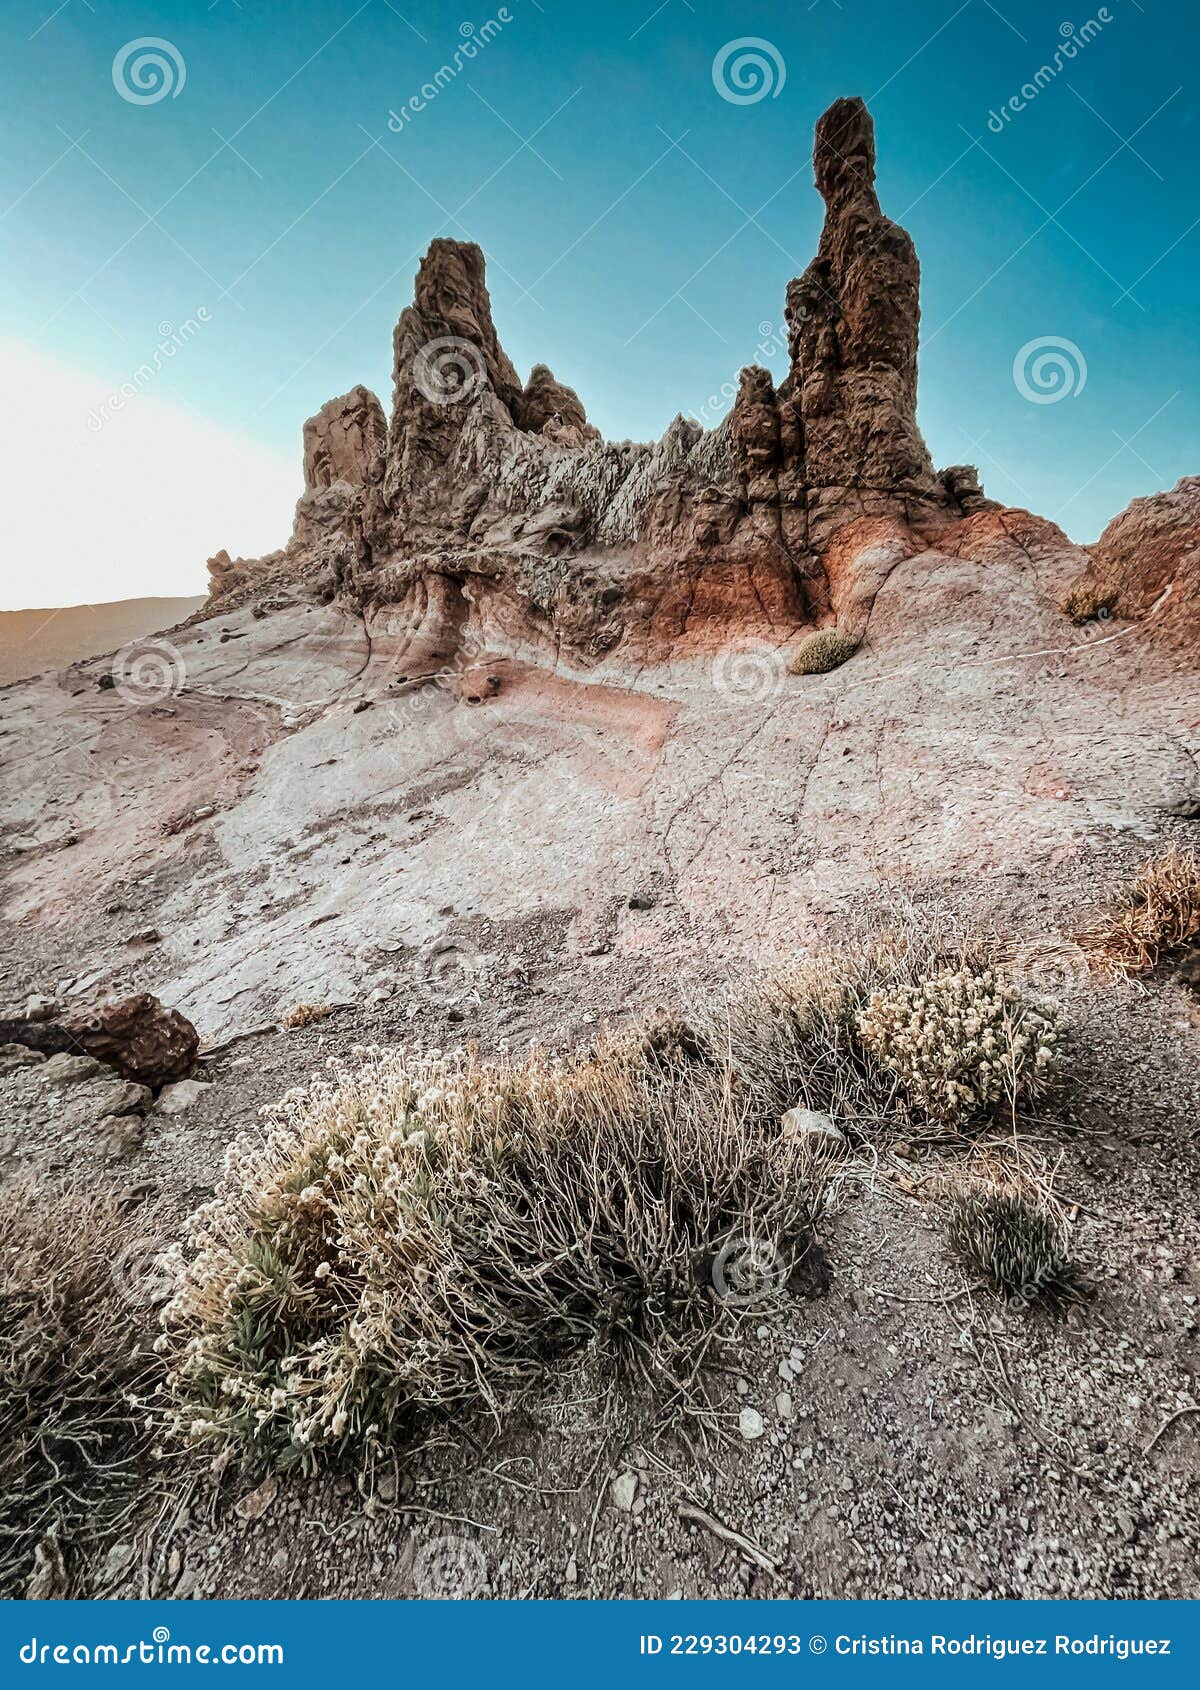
947,1187,1079,1306
856,966,1065,1125
1059,580,1118,625
789,629,859,675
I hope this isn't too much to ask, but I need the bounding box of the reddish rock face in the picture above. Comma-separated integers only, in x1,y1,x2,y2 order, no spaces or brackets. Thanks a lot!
0,993,199,1087
64,993,200,1087
1090,476,1200,649
214,96,1200,677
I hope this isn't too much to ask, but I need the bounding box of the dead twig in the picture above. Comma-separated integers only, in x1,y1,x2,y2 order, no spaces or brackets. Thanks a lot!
678,1503,777,1573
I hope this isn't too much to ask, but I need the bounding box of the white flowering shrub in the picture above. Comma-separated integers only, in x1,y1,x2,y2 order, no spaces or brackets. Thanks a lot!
855,967,1065,1124
159,1034,821,1474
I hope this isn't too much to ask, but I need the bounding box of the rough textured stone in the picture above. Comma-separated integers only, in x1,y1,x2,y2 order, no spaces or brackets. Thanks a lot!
513,363,600,444
90,1077,152,1116
65,995,198,1087
0,1043,45,1075
155,1077,208,1115
1088,475,1200,650
785,96,937,497
37,1052,102,1086
198,97,991,667
0,994,199,1087
781,1107,846,1145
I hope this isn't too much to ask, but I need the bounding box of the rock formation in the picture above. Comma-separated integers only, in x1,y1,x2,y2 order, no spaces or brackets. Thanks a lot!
1088,476,1200,650
203,95,1003,671
0,993,199,1087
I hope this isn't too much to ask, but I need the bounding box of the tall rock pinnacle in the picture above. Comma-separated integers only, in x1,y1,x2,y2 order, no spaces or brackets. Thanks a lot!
785,96,938,496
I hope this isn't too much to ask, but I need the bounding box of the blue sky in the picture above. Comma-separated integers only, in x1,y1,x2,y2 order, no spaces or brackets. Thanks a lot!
1,0,1197,607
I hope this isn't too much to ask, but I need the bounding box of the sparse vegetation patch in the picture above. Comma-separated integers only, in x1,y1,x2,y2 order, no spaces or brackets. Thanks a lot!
161,942,1072,1476
856,967,1065,1125
0,1184,165,1597
947,1187,1080,1307
1078,844,1200,975
160,1032,825,1475
789,629,859,675
1059,580,1119,625
281,1001,334,1030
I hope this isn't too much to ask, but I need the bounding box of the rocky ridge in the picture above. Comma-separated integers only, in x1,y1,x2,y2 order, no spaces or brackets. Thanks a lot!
204,97,1004,674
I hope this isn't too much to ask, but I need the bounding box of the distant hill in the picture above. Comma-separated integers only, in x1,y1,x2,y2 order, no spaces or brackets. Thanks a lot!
0,597,205,686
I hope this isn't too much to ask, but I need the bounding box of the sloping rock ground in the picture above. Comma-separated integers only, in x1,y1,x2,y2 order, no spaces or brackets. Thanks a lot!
2,509,1195,1042
2,494,1198,1599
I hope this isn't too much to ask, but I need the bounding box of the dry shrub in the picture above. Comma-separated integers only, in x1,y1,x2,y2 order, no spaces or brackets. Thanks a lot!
789,629,859,675
160,1033,823,1475
162,945,1071,1476
947,1187,1080,1307
1078,844,1200,975
281,1002,333,1030
690,946,923,1129
856,967,1064,1125
0,1183,164,1596
1059,580,1119,625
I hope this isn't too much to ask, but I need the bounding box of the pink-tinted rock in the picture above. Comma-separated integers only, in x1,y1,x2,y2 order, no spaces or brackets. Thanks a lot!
1089,476,1200,651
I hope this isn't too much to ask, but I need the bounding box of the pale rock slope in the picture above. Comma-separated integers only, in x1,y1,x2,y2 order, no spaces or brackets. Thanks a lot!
2,97,1197,1041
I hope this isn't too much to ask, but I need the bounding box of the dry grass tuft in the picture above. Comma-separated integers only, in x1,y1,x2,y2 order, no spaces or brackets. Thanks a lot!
947,1186,1080,1307
160,1032,824,1475
789,629,859,675
1059,580,1119,625
1077,844,1200,975
161,942,1072,1476
0,1183,165,1597
280,1002,334,1030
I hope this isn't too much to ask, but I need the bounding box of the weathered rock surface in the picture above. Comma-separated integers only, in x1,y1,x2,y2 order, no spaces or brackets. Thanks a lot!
200,97,997,667
1,94,1196,1047
0,993,199,1087
1089,475,1200,650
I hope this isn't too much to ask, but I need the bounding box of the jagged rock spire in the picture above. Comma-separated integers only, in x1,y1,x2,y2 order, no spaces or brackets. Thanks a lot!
785,95,938,495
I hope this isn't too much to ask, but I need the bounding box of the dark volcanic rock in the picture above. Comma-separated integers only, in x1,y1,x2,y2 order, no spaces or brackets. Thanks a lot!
0,994,199,1088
